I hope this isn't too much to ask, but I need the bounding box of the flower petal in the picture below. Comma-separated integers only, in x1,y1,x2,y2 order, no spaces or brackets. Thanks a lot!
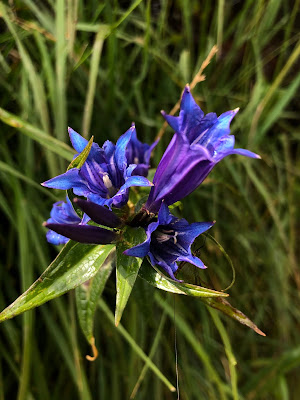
157,202,173,225
161,111,180,132
50,200,80,224
119,175,153,191
74,198,121,228
68,127,88,153
115,126,134,171
181,85,204,120
103,140,115,160
44,223,118,244
81,213,91,225
46,229,69,245
230,148,261,159
189,112,217,144
86,193,108,206
212,135,235,161
199,109,239,147
177,221,215,246
154,258,180,281
149,143,213,211
213,136,260,161
177,254,206,269
123,241,150,257
124,220,158,257
41,168,82,190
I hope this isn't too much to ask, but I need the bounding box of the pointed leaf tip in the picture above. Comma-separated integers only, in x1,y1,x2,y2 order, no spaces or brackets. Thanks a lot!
202,297,266,336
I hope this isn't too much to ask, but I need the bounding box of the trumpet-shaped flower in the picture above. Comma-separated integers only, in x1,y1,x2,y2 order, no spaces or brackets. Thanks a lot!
45,197,90,245
124,203,215,280
145,85,260,213
44,198,121,245
42,126,153,208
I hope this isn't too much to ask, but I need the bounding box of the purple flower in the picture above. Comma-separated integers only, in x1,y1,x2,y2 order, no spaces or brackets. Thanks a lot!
44,198,121,245
125,124,158,177
124,202,215,281
42,126,153,208
145,85,260,213
45,197,90,245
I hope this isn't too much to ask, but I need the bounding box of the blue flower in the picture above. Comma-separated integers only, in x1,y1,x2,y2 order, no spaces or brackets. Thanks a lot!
42,126,153,208
45,197,90,245
124,203,215,280
145,85,260,213
44,198,121,245
125,124,158,177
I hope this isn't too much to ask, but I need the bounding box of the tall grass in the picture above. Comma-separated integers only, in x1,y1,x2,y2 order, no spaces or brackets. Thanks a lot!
0,1,299,398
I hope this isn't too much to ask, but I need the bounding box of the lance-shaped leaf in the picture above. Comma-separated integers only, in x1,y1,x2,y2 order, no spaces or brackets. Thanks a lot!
200,297,266,336
115,226,146,326
0,241,115,323
75,250,116,360
67,135,94,170
138,259,228,298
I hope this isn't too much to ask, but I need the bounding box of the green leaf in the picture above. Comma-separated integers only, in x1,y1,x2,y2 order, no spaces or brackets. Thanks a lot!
75,249,116,356
201,297,266,336
0,241,115,323
0,107,74,161
115,226,146,326
67,136,94,170
139,259,228,298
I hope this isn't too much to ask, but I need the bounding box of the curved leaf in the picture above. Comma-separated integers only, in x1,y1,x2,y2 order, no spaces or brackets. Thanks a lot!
0,241,115,323
138,259,228,298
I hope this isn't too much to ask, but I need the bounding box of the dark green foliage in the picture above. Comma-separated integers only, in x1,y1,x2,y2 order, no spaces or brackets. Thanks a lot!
0,1,299,399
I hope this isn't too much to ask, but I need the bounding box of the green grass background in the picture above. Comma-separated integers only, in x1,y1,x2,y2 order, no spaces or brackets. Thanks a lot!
0,0,299,399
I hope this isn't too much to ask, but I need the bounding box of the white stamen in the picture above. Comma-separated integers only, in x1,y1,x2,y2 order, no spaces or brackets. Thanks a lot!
103,174,113,189
173,232,178,244
156,233,171,243
134,157,139,164
156,229,179,244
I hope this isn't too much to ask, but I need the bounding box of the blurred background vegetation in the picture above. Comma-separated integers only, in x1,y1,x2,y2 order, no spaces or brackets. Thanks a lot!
0,0,299,399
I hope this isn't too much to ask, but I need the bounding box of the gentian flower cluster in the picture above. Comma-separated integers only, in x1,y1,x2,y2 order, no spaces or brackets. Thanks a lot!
42,126,153,208
43,88,259,281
